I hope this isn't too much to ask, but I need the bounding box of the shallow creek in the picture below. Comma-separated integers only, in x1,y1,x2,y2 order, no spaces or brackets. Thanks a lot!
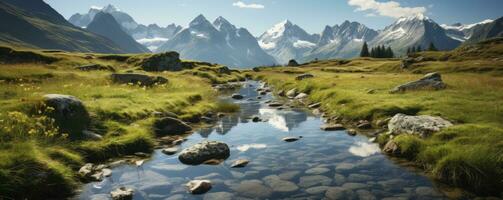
77,81,447,200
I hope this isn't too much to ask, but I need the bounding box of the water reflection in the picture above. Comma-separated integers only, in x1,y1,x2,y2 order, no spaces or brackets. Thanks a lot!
259,108,307,132
348,141,381,157
236,143,267,152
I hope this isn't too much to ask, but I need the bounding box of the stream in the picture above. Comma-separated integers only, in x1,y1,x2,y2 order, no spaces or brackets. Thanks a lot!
77,81,447,199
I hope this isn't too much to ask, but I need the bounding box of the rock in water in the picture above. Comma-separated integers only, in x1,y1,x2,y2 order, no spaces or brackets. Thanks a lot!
231,159,250,168
388,113,453,137
383,140,401,155
178,141,230,165
282,137,300,142
295,73,314,81
42,94,90,138
110,73,168,86
161,147,179,155
320,124,345,131
153,117,192,136
110,187,134,200
231,93,244,100
186,180,212,194
390,72,446,93
140,52,183,71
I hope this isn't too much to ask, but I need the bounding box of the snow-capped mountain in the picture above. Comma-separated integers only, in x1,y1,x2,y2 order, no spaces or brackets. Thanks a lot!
465,17,503,43
68,5,182,51
369,14,461,54
157,15,276,68
258,20,319,64
86,12,149,53
304,21,378,61
442,18,502,43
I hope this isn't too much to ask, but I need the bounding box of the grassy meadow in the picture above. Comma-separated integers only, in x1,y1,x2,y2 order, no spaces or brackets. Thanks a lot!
0,47,241,199
252,38,503,196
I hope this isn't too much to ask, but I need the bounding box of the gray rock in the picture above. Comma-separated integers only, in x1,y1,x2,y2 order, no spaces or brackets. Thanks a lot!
268,102,283,107
82,130,102,140
186,180,212,194
347,129,357,136
305,186,330,194
383,140,401,155
78,163,94,178
161,147,179,155
42,94,90,137
325,187,357,200
140,51,183,71
388,113,453,137
288,59,299,66
333,173,346,186
110,73,168,86
153,117,192,136
342,182,367,190
390,72,446,93
178,141,230,165
230,180,272,198
357,120,372,129
203,192,233,200
251,116,261,122
278,171,301,180
110,187,134,200
263,175,299,192
320,124,345,131
231,159,250,168
75,64,114,71
282,136,300,142
294,93,308,99
298,175,331,188
295,73,314,81
347,174,372,182
308,102,321,109
356,189,377,200
401,57,415,69
305,167,330,175
286,88,298,98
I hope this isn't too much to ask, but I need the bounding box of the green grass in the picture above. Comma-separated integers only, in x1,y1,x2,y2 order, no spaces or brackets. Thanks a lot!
0,48,243,199
252,40,503,196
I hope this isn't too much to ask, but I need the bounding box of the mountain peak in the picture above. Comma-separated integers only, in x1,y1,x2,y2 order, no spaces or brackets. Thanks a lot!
103,4,119,12
190,14,211,27
396,13,431,24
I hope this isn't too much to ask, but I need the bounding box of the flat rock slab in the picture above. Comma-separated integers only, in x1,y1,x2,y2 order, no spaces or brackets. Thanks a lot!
388,113,453,137
390,72,446,93
110,187,134,200
161,147,179,155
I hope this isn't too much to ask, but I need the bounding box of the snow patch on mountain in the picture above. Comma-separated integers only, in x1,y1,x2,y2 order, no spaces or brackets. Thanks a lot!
293,40,316,49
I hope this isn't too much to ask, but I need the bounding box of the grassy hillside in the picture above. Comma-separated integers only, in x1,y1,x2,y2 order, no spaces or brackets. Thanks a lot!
252,38,503,197
0,46,241,199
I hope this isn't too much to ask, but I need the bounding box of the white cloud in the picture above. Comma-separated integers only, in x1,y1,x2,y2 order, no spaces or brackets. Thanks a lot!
232,1,265,9
348,0,426,18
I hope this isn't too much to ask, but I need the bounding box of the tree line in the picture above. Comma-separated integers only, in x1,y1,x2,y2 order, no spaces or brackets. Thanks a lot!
359,41,439,58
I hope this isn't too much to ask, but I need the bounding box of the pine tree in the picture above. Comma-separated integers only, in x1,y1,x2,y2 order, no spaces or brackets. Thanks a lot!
386,46,394,58
360,42,370,57
407,47,411,55
428,42,438,51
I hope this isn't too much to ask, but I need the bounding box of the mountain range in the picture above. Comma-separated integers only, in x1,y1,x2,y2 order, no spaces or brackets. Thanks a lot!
1,2,501,67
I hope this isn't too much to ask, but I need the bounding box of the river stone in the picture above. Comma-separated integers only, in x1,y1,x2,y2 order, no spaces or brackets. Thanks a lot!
325,187,356,200
230,180,272,198
277,90,286,97
335,163,356,171
268,102,283,107
278,170,301,180
231,93,244,99
298,175,332,188
357,120,372,129
356,189,377,200
231,159,250,168
415,186,441,197
178,141,230,165
203,192,233,200
390,72,446,93
186,180,212,194
263,175,299,192
305,167,330,175
308,102,321,109
305,186,331,194
334,173,346,186
347,174,372,182
161,147,179,155
383,140,401,155
42,94,90,137
320,124,345,131
295,73,314,81
78,163,94,178
153,117,192,136
110,73,168,86
110,187,134,200
342,182,367,190
286,88,298,98
282,136,300,142
388,113,452,137
251,116,261,122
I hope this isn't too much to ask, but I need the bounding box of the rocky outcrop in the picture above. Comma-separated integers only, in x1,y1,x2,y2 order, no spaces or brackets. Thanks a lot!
295,73,314,81
75,64,115,71
42,94,90,137
231,93,244,100
178,141,230,165
110,73,168,86
390,72,446,93
139,52,183,71
153,117,192,136
288,59,299,66
388,113,453,137
110,187,134,200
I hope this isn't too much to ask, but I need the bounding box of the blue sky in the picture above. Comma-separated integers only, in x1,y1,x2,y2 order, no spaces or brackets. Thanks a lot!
44,0,503,36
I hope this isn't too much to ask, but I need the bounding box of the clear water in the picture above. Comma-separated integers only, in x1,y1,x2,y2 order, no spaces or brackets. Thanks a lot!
77,81,447,200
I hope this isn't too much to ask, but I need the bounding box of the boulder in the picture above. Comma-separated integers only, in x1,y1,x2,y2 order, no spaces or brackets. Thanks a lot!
140,51,183,71
388,113,453,137
153,117,192,136
79,163,111,182
231,93,244,100
383,140,400,155
295,73,314,81
320,124,345,131
75,64,115,71
231,159,250,168
390,72,446,93
401,57,415,69
286,89,298,99
42,94,90,137
186,180,212,194
110,73,168,86
110,187,134,200
251,116,261,122
178,141,230,165
217,66,231,74
288,59,299,66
